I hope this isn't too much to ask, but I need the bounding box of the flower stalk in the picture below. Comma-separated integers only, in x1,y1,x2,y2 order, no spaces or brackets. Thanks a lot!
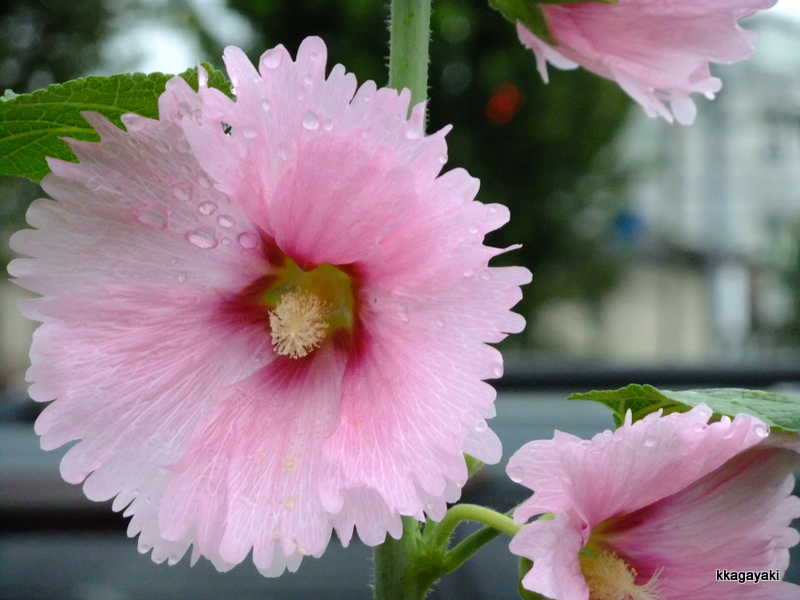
387,0,432,109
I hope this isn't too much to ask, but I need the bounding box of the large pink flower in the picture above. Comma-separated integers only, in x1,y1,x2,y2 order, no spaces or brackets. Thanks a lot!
517,0,776,124
507,404,800,599
8,37,530,575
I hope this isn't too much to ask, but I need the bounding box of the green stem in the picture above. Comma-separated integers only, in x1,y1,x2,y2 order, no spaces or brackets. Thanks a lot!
432,503,521,549
387,0,432,109
441,521,504,574
373,516,428,600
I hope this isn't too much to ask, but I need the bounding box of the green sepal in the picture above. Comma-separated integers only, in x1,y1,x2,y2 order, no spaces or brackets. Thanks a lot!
0,63,230,183
517,557,552,600
489,0,553,44
464,453,484,478
489,0,618,44
570,384,800,432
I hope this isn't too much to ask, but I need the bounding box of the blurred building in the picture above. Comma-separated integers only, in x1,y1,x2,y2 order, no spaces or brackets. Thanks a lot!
535,13,800,363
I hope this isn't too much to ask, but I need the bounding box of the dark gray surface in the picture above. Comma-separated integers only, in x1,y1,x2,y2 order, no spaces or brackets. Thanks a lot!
1,394,797,599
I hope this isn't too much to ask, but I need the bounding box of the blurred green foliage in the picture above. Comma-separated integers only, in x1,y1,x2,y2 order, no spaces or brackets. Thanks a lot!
227,0,633,340
0,0,111,268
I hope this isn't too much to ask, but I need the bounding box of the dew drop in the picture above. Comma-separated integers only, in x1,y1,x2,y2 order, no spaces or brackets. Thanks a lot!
197,174,212,189
492,363,503,378
463,270,474,278
508,466,524,484
242,126,257,139
126,136,140,147
435,319,445,328
167,554,181,566
136,207,168,229
177,272,187,284
178,140,191,152
303,73,313,84
405,127,422,140
397,305,409,322
155,141,170,153
261,100,271,111
186,229,218,249
475,421,488,433
263,49,282,69
755,425,769,438
192,108,203,124
297,91,305,101
488,206,498,214
237,231,258,249
644,437,657,448
172,185,191,201
310,52,319,62
302,111,320,130
217,214,235,228
469,226,479,234
138,543,152,555
198,201,217,215
323,119,334,132
438,154,447,164
86,178,102,191
481,270,491,281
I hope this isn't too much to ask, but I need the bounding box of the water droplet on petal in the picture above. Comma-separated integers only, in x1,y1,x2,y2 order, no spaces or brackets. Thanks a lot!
323,119,334,132
126,136,140,147
644,437,657,448
303,73,313,84
173,185,191,201
397,305,409,322
435,319,445,328
217,214,235,228
136,207,168,229
492,363,503,377
197,174,212,189
302,111,319,130
405,127,422,140
187,229,218,249
237,232,258,249
138,543,151,555
438,154,447,164
155,141,170,153
198,201,217,216
469,226,479,234
755,425,769,438
177,271,188,283
475,421,488,433
87,178,102,191
261,100,271,111
263,49,282,69
481,270,491,281
463,270,474,278
508,466,524,484
310,52,319,62
242,126,257,139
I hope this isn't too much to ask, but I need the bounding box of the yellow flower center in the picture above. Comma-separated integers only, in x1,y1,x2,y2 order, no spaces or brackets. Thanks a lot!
580,550,663,600
264,259,355,359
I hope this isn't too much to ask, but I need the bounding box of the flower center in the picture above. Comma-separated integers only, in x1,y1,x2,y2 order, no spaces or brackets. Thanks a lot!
579,550,663,600
264,259,355,359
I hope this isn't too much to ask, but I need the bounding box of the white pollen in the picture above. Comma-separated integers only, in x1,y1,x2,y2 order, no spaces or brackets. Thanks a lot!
269,290,330,359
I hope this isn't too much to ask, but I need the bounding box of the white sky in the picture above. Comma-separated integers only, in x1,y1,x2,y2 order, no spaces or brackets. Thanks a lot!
773,0,800,22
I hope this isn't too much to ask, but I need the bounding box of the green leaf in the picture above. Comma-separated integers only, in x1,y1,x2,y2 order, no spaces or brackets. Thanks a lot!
0,63,230,183
570,384,800,432
464,453,484,478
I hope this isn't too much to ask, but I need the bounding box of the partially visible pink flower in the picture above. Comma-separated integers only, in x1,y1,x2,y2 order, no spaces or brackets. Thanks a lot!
517,0,776,124
507,404,800,599
8,37,530,575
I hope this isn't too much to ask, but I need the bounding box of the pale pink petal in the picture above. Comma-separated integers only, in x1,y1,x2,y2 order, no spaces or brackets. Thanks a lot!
516,0,776,124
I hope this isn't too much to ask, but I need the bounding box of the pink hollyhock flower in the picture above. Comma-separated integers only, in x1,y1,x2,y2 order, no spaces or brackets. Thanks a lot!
517,0,776,124
507,404,800,599
8,37,530,575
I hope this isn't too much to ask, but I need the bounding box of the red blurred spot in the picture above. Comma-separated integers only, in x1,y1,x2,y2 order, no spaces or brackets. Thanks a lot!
485,83,522,126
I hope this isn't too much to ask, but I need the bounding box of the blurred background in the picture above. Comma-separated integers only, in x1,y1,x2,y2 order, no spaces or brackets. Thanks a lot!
1,0,800,598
